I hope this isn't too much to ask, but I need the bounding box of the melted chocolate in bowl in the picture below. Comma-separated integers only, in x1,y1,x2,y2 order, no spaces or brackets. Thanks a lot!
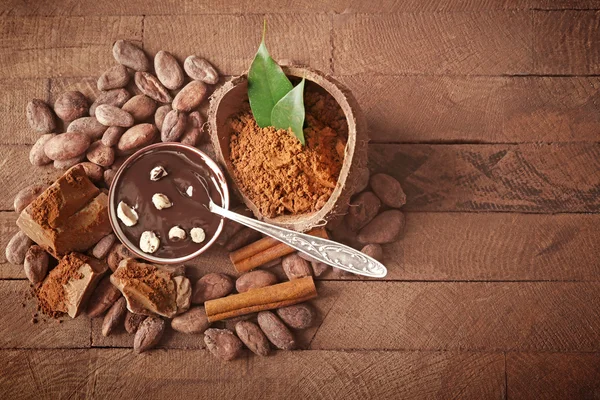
109,144,227,262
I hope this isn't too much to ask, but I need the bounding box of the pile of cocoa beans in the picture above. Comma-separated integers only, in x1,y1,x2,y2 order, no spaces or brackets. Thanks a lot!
86,266,316,359
8,40,220,286
25,39,218,188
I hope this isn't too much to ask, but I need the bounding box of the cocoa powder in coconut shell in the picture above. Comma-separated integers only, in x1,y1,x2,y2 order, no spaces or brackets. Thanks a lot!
229,89,347,218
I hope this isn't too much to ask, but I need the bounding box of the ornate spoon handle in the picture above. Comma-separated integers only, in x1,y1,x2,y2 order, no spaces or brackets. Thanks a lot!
209,203,388,278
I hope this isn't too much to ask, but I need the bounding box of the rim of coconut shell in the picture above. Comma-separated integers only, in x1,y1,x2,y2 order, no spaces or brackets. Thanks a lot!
208,65,368,232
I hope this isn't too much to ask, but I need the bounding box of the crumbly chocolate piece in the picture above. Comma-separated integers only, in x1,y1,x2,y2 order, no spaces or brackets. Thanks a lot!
36,252,108,318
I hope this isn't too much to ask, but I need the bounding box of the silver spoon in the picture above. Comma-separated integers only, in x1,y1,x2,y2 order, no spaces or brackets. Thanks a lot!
199,178,387,278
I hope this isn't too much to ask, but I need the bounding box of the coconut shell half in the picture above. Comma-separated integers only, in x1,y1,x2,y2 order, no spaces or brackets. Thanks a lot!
208,66,368,232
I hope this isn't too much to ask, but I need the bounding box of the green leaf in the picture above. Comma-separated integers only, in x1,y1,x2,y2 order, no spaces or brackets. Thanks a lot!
248,21,293,127
271,78,306,145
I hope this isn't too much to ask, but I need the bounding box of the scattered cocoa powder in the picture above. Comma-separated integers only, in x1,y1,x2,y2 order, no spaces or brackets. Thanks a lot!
229,88,347,218
35,253,86,318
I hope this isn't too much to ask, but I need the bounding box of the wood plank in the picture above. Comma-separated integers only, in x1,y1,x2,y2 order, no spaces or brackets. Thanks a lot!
2,0,598,15
0,16,142,78
4,211,599,282
0,281,90,348
144,14,332,75
387,213,600,281
2,143,600,215
507,352,600,399
341,75,600,143
0,79,48,145
534,10,600,75
332,12,532,75
369,143,600,213
310,281,600,351
0,349,505,399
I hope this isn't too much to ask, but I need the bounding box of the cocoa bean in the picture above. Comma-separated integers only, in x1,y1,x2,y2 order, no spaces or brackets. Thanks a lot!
14,184,47,213
310,261,330,277
370,173,406,208
23,245,49,284
261,258,283,268
235,270,278,293
29,134,55,166
223,313,256,331
161,110,187,142
361,243,383,262
180,111,204,146
134,316,165,353
112,40,150,72
86,141,115,168
346,191,381,231
101,126,126,147
67,117,108,140
117,123,157,153
276,303,316,329
172,80,208,112
5,231,33,265
97,64,130,91
357,210,405,244
95,104,134,128
122,95,156,122
124,311,146,334
224,228,262,252
203,328,243,361
103,168,116,187
86,276,122,317
76,162,104,183
54,91,88,122
91,234,116,259
184,56,219,84
257,311,296,350
90,89,131,117
174,275,191,314
102,296,127,337
107,244,133,272
171,306,211,334
44,132,91,161
26,99,56,133
235,321,270,356
154,104,171,131
154,50,184,90
282,253,312,280
54,155,85,170
191,273,233,304
134,71,172,103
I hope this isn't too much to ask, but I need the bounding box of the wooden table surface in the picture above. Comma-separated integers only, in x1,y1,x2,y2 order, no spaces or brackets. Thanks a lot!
1,1,600,399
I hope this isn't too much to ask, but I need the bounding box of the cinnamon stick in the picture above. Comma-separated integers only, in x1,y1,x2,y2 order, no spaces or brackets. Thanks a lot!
204,277,317,322
230,227,328,273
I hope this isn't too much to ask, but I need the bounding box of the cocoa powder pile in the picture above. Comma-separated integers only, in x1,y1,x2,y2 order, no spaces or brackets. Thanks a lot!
229,88,347,218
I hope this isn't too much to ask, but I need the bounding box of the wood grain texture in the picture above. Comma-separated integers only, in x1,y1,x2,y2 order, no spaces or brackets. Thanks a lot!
310,281,600,351
3,211,599,282
387,212,600,281
534,10,600,75
0,79,49,145
333,12,532,75
2,0,597,15
507,352,600,399
0,16,142,78
0,281,90,348
144,14,331,76
341,75,600,143
369,143,600,212
0,349,505,399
